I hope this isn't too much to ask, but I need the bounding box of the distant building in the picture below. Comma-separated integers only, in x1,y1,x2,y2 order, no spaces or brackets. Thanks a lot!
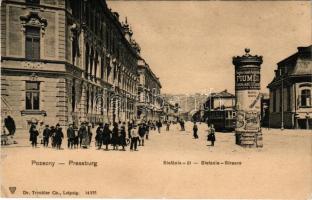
137,59,162,121
267,45,312,129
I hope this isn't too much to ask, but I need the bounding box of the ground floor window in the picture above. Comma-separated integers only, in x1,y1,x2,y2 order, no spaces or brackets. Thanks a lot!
26,82,40,110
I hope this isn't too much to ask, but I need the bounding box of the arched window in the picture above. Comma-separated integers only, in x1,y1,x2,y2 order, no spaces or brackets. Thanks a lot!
301,89,311,107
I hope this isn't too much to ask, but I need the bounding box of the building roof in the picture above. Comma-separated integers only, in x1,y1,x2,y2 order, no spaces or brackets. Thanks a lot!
208,89,235,98
267,45,312,89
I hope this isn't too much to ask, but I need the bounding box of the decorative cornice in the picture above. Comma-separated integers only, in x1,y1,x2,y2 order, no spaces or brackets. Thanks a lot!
232,48,263,67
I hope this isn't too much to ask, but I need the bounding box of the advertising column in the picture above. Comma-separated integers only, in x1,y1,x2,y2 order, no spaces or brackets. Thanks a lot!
233,48,263,148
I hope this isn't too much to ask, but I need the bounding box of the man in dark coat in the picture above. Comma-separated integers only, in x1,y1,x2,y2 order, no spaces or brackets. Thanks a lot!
67,124,75,149
95,123,103,149
127,121,132,139
87,124,92,146
4,115,16,136
193,122,199,139
102,123,111,151
42,125,50,147
111,122,119,150
156,120,162,133
50,126,56,148
138,123,146,146
55,124,64,149
145,122,150,140
29,124,39,148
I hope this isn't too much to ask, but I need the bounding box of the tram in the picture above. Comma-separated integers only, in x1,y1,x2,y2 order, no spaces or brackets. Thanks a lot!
204,109,236,132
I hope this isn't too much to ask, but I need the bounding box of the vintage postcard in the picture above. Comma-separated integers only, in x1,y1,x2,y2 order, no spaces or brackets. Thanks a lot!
1,0,311,199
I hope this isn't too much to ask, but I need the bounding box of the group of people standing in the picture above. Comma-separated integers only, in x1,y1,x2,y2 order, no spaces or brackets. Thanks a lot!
28,120,160,151
30,123,64,149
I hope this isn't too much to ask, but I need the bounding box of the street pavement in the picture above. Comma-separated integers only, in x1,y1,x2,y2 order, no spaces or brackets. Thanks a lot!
1,122,311,199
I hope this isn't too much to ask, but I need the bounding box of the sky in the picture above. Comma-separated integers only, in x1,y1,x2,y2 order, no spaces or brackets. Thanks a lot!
107,1,311,95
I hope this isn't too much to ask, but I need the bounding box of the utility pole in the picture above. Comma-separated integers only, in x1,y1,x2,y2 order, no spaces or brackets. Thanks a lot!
280,70,284,130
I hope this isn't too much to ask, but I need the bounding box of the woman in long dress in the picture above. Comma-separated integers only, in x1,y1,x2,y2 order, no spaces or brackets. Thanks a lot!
111,123,119,150
80,124,89,148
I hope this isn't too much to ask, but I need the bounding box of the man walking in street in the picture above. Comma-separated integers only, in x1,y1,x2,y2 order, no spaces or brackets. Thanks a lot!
42,124,50,147
193,122,199,139
156,120,162,133
130,124,139,151
67,123,75,149
138,123,145,146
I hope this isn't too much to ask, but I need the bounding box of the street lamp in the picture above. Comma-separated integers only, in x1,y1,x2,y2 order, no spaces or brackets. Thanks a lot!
280,70,284,130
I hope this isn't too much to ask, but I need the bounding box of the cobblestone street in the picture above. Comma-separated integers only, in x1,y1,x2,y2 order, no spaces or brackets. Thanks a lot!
1,122,311,199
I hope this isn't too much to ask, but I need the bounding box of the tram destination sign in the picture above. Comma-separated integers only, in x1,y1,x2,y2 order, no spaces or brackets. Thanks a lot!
235,67,260,90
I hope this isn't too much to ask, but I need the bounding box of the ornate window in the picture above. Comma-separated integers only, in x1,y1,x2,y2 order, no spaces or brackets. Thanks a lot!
25,27,40,59
26,82,40,110
20,12,47,59
300,89,311,107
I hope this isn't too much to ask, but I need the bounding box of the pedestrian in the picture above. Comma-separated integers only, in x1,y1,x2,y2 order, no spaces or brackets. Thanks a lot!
138,123,145,146
78,123,85,148
119,124,127,151
127,121,132,139
193,122,199,139
4,115,16,136
42,124,50,147
111,122,119,150
166,121,170,131
95,123,103,149
50,126,56,148
156,120,162,133
145,122,150,140
67,123,75,149
207,124,216,146
54,124,64,149
130,124,139,151
80,122,89,148
29,124,39,148
181,119,185,131
87,124,92,146
73,123,79,148
38,121,44,145
102,123,111,151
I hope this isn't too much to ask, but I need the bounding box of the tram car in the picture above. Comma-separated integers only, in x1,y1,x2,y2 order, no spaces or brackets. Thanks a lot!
204,109,236,132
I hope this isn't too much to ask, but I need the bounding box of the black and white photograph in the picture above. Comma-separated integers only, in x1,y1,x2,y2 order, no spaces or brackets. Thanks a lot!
0,0,311,199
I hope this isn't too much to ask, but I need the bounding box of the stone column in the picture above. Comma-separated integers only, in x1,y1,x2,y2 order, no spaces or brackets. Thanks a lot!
233,48,263,148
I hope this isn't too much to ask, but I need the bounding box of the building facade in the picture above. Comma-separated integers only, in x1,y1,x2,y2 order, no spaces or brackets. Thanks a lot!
267,45,312,129
1,0,141,133
137,59,163,121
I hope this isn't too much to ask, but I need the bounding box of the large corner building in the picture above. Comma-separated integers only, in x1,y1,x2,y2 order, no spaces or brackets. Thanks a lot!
1,0,162,133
